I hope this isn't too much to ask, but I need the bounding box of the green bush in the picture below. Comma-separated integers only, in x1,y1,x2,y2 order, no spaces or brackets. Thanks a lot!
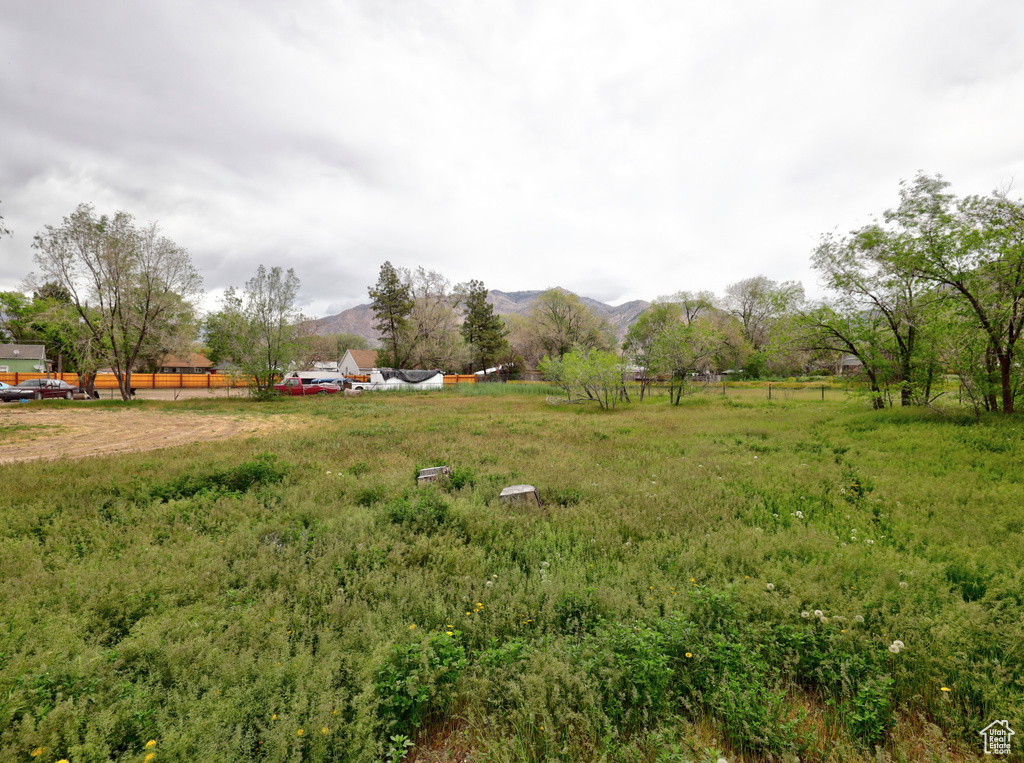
385,490,452,533
355,484,388,506
145,453,287,501
374,630,468,735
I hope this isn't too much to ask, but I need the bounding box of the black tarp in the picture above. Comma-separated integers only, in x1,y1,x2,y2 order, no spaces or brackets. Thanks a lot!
379,369,443,383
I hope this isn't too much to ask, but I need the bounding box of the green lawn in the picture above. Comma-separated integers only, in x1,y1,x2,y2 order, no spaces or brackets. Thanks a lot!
1,389,1021,762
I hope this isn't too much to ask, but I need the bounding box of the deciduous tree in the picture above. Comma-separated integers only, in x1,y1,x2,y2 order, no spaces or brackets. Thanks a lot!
524,289,615,362
204,266,303,396
622,301,682,400
812,223,940,405
890,174,1024,413
539,347,627,409
31,204,202,400
404,267,467,372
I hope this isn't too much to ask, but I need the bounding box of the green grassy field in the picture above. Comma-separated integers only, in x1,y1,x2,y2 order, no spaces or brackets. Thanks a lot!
2,388,1021,762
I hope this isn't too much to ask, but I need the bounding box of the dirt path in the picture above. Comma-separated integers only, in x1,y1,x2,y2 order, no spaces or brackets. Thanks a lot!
0,403,277,464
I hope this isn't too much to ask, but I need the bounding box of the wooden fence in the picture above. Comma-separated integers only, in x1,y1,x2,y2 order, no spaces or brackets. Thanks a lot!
443,375,477,385
0,372,246,389
0,372,478,389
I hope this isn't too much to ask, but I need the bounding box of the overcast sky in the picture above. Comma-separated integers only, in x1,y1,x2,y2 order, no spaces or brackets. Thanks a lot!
2,1,1024,319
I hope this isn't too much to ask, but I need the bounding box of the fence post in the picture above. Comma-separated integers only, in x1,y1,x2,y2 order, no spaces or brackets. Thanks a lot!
722,381,726,397
768,383,772,400
822,385,825,401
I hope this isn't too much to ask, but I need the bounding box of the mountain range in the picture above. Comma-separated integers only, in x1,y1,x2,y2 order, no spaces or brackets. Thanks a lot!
309,289,650,345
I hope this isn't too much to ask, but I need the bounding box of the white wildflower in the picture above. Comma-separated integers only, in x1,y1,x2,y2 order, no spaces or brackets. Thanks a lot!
854,615,864,623
893,640,904,649
814,610,823,618
801,611,810,619
766,583,775,591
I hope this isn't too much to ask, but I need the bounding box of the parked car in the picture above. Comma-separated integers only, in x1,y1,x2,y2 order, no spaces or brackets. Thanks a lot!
0,378,89,402
272,377,341,396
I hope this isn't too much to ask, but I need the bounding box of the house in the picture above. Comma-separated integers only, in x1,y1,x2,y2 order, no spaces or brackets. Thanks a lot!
0,344,50,373
339,349,378,376
839,354,863,375
159,353,213,374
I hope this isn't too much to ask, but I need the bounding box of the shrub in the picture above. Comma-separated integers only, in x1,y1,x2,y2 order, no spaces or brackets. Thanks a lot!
554,591,600,635
374,630,468,734
355,484,388,507
385,490,451,533
146,453,287,501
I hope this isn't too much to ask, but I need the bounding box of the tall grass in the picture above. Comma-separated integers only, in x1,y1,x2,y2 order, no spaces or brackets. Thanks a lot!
1,391,1020,761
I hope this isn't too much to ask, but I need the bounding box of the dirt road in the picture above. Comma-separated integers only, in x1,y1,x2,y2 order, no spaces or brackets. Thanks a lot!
0,400,275,464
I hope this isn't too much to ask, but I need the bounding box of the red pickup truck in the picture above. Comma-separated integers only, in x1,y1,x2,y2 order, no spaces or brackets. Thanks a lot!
273,377,342,396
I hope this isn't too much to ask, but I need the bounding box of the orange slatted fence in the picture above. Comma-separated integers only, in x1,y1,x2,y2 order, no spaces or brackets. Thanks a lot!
0,372,247,389
1,372,478,389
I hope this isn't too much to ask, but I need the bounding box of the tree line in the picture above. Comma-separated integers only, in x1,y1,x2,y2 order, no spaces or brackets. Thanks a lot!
0,204,363,400
525,173,1024,416
4,172,1023,412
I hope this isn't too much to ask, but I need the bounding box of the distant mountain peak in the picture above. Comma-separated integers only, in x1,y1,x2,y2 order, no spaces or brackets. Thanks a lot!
309,287,650,344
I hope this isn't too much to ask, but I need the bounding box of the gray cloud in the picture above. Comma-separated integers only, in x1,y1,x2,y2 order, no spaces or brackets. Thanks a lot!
3,1,1024,319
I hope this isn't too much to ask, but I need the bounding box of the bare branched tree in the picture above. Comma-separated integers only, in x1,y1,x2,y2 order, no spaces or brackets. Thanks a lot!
32,203,202,400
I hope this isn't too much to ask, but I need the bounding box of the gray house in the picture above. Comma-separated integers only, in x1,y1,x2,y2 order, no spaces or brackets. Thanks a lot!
0,344,50,373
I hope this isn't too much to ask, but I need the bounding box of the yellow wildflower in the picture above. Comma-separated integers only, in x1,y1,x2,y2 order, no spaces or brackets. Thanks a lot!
409,624,416,629
146,740,157,749
941,687,951,692
686,652,692,658
145,754,156,763
321,727,329,734
31,750,42,758
297,729,304,736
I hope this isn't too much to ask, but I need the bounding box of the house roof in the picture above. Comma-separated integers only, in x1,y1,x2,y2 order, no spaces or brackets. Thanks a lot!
0,344,46,360
347,349,378,368
161,353,213,368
